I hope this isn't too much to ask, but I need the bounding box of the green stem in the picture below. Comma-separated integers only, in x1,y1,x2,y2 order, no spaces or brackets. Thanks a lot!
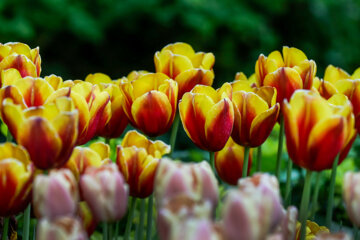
169,113,180,157
146,195,153,240
275,116,284,179
6,128,12,142
285,158,293,207
354,225,358,240
124,197,137,240
136,199,146,240
242,147,250,178
256,145,262,172
310,172,322,220
326,154,340,228
105,138,110,145
23,204,31,240
103,222,108,240
114,221,119,240
2,217,9,240
299,170,313,240
209,151,215,173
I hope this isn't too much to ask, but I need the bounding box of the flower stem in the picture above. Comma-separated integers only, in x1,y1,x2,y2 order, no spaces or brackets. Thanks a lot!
310,172,322,220
169,113,180,157
242,147,250,178
6,128,12,142
136,199,146,240
103,222,108,240
326,154,340,229
23,204,31,240
2,217,9,240
146,195,153,240
209,151,215,173
275,116,284,179
354,224,358,240
299,170,313,240
256,145,262,172
114,221,119,240
285,158,293,207
124,197,137,240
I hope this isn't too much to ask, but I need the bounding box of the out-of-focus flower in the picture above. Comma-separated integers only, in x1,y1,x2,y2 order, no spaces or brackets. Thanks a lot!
65,142,110,181
255,46,316,104
80,163,128,222
0,42,41,86
85,73,128,138
0,143,34,216
33,169,79,220
117,130,170,198
77,201,98,236
154,158,219,210
283,90,354,171
170,219,224,240
37,216,87,240
343,172,360,227
179,83,234,151
154,42,215,98
2,97,78,169
316,233,351,240
230,81,279,147
222,174,284,240
120,72,178,137
214,137,253,185
295,220,329,240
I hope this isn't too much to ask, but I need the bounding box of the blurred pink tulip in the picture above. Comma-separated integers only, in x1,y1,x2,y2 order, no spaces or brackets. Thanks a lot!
343,172,360,227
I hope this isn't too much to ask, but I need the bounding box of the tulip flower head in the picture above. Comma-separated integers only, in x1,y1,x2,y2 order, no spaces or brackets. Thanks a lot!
214,137,253,185
154,42,215,98
80,163,128,222
295,221,329,240
179,83,234,151
0,143,34,216
33,169,79,220
120,72,178,137
117,130,170,198
283,90,354,171
0,42,41,87
343,172,360,227
85,73,128,138
2,97,78,169
255,46,317,104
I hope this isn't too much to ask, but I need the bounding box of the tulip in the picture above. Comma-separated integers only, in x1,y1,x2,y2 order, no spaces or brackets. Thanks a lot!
120,72,178,137
343,172,360,227
0,142,34,216
295,221,329,240
214,137,253,185
77,201,98,236
65,142,111,181
283,90,354,171
117,130,170,198
179,83,234,151
80,163,128,222
154,158,219,210
33,169,79,219
37,216,87,240
85,73,128,138
2,96,78,169
255,46,316,104
0,42,41,87
154,42,215,98
168,219,223,240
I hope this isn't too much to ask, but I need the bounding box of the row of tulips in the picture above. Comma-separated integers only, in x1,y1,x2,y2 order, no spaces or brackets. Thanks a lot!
0,41,360,240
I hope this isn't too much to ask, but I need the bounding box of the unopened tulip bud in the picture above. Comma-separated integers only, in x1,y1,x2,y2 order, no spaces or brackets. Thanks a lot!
80,163,128,222
343,172,360,227
33,169,79,220
37,216,87,240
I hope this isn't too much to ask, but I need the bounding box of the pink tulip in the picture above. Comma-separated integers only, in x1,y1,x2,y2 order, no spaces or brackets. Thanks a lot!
343,172,360,227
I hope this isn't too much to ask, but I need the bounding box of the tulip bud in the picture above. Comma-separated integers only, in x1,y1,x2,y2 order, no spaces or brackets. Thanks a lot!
80,163,128,222
33,169,79,220
37,216,87,240
343,172,360,227
0,143,34,216
155,158,219,210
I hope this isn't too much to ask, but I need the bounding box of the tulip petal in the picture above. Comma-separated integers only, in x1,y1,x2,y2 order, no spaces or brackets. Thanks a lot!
2,99,25,139
324,65,350,84
282,46,307,67
138,156,159,198
0,54,38,77
175,69,214,98
89,142,110,160
1,68,22,86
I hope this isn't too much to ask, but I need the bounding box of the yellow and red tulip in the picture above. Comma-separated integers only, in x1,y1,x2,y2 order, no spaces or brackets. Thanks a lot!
85,73,128,138
230,81,280,147
0,143,34,216
154,42,215,98
214,137,253,185
283,90,355,171
64,142,111,181
295,220,329,240
0,42,41,86
179,83,234,151
77,201,98,236
120,72,178,137
255,46,316,104
116,130,170,198
2,97,78,169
